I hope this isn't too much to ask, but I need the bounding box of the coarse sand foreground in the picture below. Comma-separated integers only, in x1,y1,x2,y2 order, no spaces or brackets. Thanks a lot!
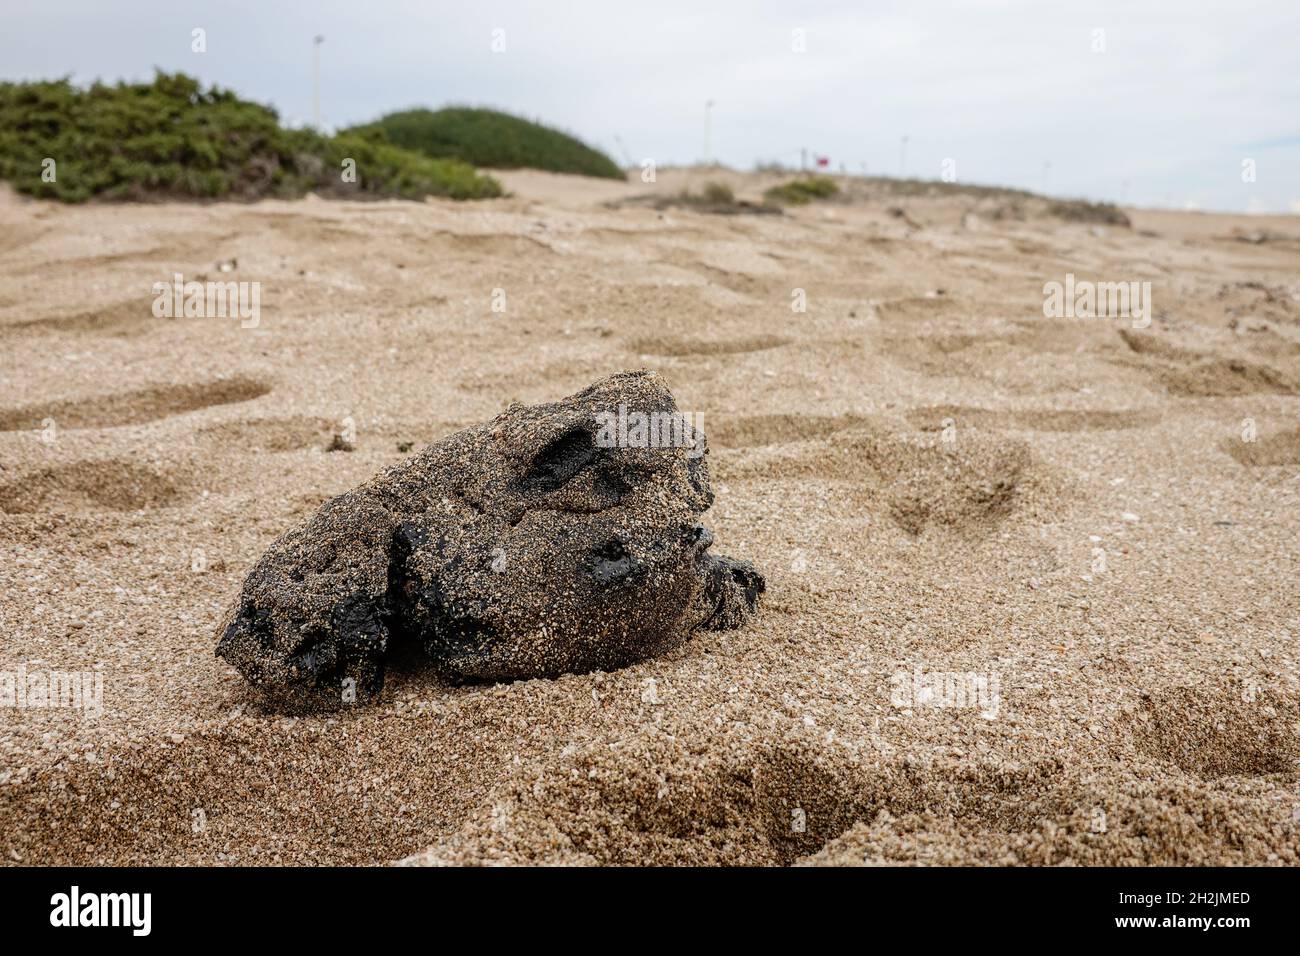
0,169,1297,865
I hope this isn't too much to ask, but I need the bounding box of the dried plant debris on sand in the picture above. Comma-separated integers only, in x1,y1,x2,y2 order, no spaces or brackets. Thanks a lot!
215,371,764,711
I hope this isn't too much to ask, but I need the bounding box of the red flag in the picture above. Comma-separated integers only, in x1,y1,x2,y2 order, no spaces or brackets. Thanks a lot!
816,156,829,168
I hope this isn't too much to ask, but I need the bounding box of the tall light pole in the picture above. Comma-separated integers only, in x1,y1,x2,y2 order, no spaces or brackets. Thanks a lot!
703,100,715,165
312,35,325,130
612,134,633,168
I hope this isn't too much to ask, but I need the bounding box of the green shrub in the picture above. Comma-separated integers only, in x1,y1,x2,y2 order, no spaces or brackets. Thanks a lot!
616,179,779,217
350,107,624,180
0,72,501,203
671,181,737,208
1046,199,1131,227
699,181,735,204
316,133,501,200
763,175,839,206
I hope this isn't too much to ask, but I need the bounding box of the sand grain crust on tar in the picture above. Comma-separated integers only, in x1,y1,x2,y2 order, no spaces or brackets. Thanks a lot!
215,371,764,710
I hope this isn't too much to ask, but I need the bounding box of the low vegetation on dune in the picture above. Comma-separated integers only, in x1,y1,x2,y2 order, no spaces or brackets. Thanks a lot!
615,174,843,216
0,70,1131,228
692,181,736,205
834,175,1132,227
613,179,781,216
674,180,781,215
349,107,625,180
762,175,840,206
750,169,1131,226
0,73,501,203
1045,198,1131,226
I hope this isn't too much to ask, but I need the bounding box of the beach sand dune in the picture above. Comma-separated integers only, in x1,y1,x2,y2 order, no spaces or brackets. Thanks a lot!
0,171,1296,865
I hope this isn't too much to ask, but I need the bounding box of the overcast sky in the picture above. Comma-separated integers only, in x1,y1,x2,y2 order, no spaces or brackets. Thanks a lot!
4,0,1298,212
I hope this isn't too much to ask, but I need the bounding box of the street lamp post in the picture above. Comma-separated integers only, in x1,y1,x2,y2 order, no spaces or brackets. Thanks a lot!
312,35,325,130
703,100,714,165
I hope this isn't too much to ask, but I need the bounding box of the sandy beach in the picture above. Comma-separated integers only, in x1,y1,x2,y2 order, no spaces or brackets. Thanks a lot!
1,169,1297,865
